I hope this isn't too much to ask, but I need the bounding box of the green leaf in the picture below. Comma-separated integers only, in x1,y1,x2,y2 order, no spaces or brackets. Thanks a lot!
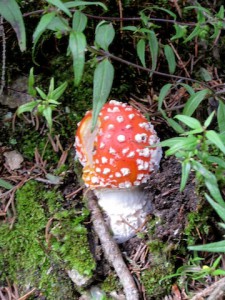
151,6,177,19
171,24,187,40
137,39,146,67
188,240,225,252
199,67,212,82
148,30,158,75
95,21,115,51
179,83,195,95
180,161,191,191
48,78,55,95
17,101,38,115
216,5,224,19
43,106,53,131
69,31,86,86
47,16,69,32
92,59,114,130
204,111,215,128
205,193,225,222
122,26,138,31
28,68,36,97
36,87,47,99
160,136,197,156
192,160,225,207
50,81,68,100
217,100,225,135
33,12,56,52
183,89,209,116
46,0,72,17
184,25,201,43
206,130,225,155
0,0,26,51
72,10,87,32
207,156,225,168
0,178,14,190
159,109,184,134
164,45,176,74
158,84,172,110
175,115,202,130
65,1,107,11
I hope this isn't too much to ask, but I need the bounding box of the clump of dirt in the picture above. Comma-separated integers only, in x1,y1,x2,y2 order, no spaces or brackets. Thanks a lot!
149,155,199,242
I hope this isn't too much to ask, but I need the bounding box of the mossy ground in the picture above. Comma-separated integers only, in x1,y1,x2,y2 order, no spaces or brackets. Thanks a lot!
0,180,95,299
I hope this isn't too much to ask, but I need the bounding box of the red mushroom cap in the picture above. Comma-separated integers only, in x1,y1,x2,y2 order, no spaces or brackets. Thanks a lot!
75,100,161,188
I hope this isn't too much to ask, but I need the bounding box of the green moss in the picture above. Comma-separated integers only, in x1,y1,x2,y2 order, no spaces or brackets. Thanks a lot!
184,206,211,246
0,180,95,299
141,253,174,299
100,273,121,294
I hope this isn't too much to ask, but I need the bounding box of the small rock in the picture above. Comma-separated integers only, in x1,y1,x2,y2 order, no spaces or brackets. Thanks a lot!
4,150,24,170
67,269,93,288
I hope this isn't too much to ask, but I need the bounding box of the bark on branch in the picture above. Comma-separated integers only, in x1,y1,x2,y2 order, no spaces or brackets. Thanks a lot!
86,190,139,300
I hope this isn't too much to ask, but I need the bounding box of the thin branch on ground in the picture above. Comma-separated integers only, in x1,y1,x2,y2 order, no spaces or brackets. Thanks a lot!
86,190,140,300
190,277,225,300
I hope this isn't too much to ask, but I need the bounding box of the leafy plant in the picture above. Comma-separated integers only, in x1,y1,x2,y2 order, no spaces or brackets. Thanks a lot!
161,255,225,285
17,68,67,132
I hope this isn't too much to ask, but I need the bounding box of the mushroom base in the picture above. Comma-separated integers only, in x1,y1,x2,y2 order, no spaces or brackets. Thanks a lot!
94,186,152,243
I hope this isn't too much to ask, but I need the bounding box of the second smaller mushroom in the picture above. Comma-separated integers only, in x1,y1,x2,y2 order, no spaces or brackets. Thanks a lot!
75,100,162,243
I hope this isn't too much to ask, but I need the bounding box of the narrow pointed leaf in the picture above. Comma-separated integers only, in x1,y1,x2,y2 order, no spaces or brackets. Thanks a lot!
46,0,72,17
50,81,68,100
188,240,225,252
69,31,86,86
183,89,209,116
148,30,158,75
164,45,176,74
43,106,53,131
0,178,14,190
137,39,146,67
205,194,225,222
180,161,191,191
28,68,36,97
65,1,107,11
36,87,47,99
217,100,225,135
33,12,56,51
17,101,38,115
174,115,202,129
206,130,225,155
0,0,26,51
204,111,215,128
92,59,114,130
158,84,172,110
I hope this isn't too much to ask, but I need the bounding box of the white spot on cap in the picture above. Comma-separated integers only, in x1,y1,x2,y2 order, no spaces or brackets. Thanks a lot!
116,116,124,123
137,173,144,180
109,158,115,165
95,159,99,164
117,135,126,142
115,172,122,178
106,134,111,139
125,107,133,111
107,107,120,113
127,151,135,158
108,124,115,130
138,148,151,157
128,114,135,119
119,181,132,188
122,147,129,154
135,133,148,143
91,176,99,184
109,147,116,154
96,167,101,173
101,157,108,164
103,168,110,175
109,100,121,106
120,168,130,176
104,115,109,120
125,124,132,129
134,180,141,186
100,142,105,149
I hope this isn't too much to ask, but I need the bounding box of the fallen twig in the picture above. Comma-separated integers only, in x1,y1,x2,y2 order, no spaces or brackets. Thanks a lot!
190,277,225,300
86,190,139,300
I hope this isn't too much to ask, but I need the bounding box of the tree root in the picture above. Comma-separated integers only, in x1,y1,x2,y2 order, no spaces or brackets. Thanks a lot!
86,190,139,300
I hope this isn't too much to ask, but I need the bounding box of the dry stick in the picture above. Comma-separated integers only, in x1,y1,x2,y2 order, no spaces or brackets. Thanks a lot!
190,277,225,300
87,190,139,300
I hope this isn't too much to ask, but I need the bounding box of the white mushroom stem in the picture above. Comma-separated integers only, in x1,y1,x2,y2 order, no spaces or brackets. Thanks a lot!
94,185,151,243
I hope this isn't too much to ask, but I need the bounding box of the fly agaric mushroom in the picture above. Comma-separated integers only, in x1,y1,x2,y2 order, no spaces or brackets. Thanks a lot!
75,100,162,243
